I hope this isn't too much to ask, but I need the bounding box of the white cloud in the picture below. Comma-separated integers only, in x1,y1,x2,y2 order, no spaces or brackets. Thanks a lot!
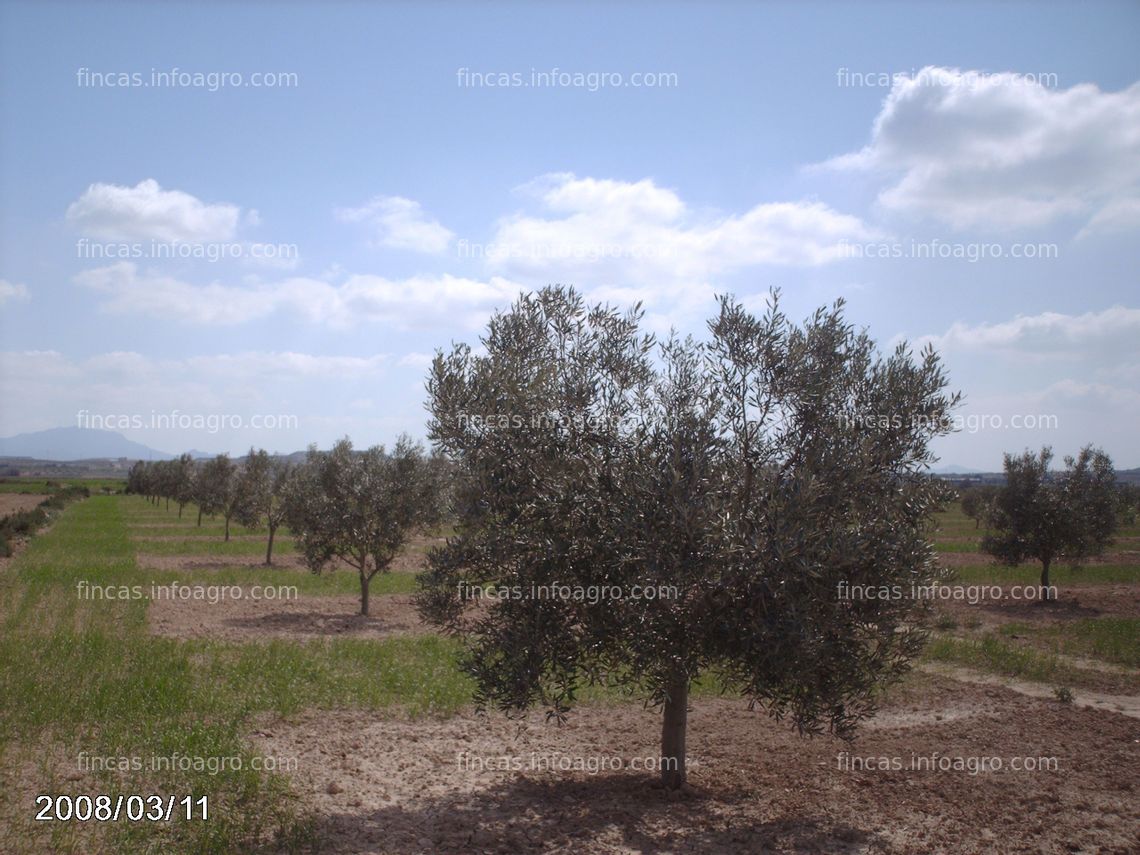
917,306,1140,356
337,195,454,253
66,179,243,242
483,173,881,289
819,67,1140,232
1043,378,1140,409
1076,198,1140,240
397,352,435,368
0,279,30,305
0,349,394,443
73,262,519,329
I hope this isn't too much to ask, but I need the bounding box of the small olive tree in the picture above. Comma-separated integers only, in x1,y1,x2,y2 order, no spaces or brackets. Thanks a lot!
417,286,958,789
982,446,1117,600
235,448,294,566
172,453,196,518
197,454,241,541
960,485,998,530
286,437,441,615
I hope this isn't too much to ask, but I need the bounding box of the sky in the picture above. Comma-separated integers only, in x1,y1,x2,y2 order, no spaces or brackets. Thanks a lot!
0,0,1137,470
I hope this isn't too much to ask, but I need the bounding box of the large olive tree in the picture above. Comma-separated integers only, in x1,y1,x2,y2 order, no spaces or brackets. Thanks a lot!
417,286,958,789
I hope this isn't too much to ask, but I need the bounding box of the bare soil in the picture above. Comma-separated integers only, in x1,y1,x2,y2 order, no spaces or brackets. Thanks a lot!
0,494,49,515
148,592,428,641
935,583,1140,624
250,675,1139,854
136,552,324,572
125,535,1140,852
919,662,1140,719
130,534,270,542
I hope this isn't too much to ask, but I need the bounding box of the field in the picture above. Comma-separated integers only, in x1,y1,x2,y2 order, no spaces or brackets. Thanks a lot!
0,495,1137,854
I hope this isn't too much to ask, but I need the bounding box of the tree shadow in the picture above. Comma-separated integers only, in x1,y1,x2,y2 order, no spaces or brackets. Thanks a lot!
975,596,1101,623
292,772,880,854
221,610,425,639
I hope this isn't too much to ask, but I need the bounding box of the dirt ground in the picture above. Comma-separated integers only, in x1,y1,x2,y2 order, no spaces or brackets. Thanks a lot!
934,582,1140,624
250,675,1139,854
130,537,1140,852
0,494,48,515
134,535,439,574
148,592,428,641
136,552,327,572
0,495,51,571
936,546,1139,568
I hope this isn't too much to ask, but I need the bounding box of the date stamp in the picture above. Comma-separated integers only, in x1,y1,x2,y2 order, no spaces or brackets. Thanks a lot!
34,794,208,822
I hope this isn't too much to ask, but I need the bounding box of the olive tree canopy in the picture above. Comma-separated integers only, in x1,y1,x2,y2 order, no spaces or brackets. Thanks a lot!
418,286,958,788
287,437,442,616
982,446,1117,600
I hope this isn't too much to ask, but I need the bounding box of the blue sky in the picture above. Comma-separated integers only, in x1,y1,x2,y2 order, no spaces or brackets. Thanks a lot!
1,0,1138,469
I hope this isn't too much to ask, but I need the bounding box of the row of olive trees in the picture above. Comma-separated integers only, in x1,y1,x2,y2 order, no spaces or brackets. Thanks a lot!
127,451,289,559
127,440,451,615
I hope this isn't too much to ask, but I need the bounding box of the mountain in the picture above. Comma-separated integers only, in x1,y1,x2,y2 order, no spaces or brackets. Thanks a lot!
0,427,175,461
934,464,982,475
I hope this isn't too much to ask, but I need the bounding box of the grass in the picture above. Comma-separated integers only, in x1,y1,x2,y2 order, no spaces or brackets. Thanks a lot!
128,524,294,538
0,478,123,494
932,540,983,553
134,565,421,597
923,634,1139,694
998,618,1140,668
924,635,1073,684
128,536,298,557
3,493,1136,851
947,563,1137,585
0,496,472,854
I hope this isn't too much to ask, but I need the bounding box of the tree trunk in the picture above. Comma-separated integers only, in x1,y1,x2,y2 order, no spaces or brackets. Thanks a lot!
360,571,371,616
197,506,203,527
178,503,183,518
1041,559,1053,601
224,514,231,542
660,670,689,789
265,524,276,566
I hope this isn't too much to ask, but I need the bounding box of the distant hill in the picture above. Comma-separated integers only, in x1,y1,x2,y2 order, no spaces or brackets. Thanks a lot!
0,427,175,461
933,464,981,475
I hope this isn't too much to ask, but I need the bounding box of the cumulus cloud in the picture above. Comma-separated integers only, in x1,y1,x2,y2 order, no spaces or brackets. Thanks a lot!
337,195,454,253
66,179,243,242
0,279,30,305
819,67,1140,232
917,306,1140,356
481,173,881,288
73,261,518,329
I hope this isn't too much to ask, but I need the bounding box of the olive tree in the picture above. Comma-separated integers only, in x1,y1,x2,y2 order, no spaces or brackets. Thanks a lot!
982,446,1117,600
417,286,958,789
126,460,151,499
172,453,196,518
197,454,241,541
1117,483,1140,526
960,485,998,530
236,448,294,565
286,437,442,615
